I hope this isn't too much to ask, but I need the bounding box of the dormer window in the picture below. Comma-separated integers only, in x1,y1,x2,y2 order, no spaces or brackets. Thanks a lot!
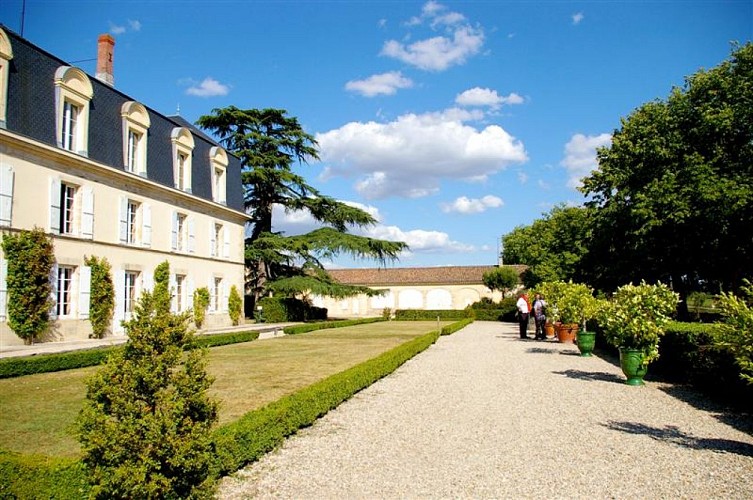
209,147,228,204
54,66,93,156
0,28,14,129
170,127,194,193
121,101,150,176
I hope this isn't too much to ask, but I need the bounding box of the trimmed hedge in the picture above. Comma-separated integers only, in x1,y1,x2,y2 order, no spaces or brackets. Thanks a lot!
283,317,385,335
0,330,262,379
395,309,470,321
440,318,473,335
257,297,327,323
0,452,90,499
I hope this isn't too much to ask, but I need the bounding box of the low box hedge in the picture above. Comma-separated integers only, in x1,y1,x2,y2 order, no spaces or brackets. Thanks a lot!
394,309,470,321
283,317,385,335
0,330,262,379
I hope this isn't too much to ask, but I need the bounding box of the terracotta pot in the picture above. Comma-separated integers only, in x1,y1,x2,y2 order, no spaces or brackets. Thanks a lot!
555,322,578,343
544,322,555,338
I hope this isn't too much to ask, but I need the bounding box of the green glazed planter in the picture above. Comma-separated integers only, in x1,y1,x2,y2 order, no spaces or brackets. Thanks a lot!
576,331,596,357
619,348,648,386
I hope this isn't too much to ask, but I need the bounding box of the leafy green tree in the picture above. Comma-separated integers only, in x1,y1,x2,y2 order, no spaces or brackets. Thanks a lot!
196,107,407,302
1,228,54,343
502,205,590,287
193,287,210,328
77,261,218,498
84,256,115,339
581,43,753,298
228,285,242,325
482,267,519,297
716,279,753,384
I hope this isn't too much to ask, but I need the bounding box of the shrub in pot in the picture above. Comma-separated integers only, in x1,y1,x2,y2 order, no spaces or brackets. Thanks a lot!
599,281,679,385
538,281,598,344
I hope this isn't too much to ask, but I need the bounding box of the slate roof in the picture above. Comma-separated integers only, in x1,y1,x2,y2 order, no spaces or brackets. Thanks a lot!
2,26,245,213
327,265,526,286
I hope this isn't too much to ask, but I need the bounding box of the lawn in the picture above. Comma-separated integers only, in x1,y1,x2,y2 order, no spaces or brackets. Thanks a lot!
0,321,445,458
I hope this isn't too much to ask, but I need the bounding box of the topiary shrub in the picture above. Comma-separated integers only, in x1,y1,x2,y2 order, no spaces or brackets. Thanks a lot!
228,285,242,326
1,228,55,344
193,287,210,328
84,256,115,339
77,261,219,499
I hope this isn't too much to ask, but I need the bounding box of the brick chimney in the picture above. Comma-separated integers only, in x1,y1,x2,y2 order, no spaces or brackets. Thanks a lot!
95,34,115,86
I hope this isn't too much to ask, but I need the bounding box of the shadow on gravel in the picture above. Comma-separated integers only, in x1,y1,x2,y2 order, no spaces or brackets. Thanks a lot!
527,347,556,354
552,369,624,384
605,421,753,457
658,384,753,437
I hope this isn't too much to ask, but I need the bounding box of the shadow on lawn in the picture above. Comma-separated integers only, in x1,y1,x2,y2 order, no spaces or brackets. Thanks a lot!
552,369,624,384
604,420,753,458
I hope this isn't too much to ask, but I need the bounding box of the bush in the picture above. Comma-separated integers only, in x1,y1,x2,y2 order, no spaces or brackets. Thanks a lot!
193,287,210,328
228,285,242,326
440,318,473,335
283,317,384,335
77,262,219,498
84,256,115,339
257,297,327,322
0,452,89,499
394,309,470,321
716,280,753,384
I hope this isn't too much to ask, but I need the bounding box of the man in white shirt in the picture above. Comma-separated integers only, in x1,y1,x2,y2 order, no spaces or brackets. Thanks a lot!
516,294,530,339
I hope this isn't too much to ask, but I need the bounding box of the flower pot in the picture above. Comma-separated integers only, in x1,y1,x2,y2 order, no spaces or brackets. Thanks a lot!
544,322,555,339
576,330,596,356
555,323,578,343
619,348,648,386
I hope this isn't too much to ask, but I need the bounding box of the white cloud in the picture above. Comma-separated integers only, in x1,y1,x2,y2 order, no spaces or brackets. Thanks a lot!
378,18,387,28
109,19,141,35
572,12,585,25
441,195,503,214
517,171,528,184
561,133,611,188
316,109,528,200
455,87,524,109
185,77,230,97
345,71,414,97
382,1,484,71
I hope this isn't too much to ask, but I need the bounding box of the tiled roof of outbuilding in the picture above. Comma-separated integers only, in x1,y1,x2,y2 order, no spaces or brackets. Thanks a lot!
327,265,526,286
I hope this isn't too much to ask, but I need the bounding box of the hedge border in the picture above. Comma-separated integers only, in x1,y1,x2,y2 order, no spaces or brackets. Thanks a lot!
0,318,474,497
0,330,262,379
283,317,385,335
394,309,471,321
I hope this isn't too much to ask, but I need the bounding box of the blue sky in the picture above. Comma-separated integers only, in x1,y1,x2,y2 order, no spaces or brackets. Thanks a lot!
2,1,751,269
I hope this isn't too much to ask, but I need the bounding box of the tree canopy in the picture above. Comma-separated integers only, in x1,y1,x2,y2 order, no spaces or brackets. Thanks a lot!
482,267,519,297
197,107,407,300
580,42,753,295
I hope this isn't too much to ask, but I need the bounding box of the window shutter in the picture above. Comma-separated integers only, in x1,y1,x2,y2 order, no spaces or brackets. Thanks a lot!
142,204,152,247
142,271,153,293
118,197,128,244
0,165,14,227
49,177,61,233
79,265,91,319
223,225,230,259
209,221,216,257
187,276,194,310
0,259,7,320
113,270,125,333
223,280,229,312
188,218,195,253
81,187,94,239
208,276,215,312
169,274,177,313
171,211,178,250
49,263,59,319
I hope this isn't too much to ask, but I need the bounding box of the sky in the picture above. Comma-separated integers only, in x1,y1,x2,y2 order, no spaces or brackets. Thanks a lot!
1,0,751,269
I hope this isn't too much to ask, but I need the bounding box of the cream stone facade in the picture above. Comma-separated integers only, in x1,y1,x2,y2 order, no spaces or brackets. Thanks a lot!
313,265,524,318
0,28,249,347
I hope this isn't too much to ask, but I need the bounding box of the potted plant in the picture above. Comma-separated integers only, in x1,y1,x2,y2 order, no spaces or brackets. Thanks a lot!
598,281,679,385
539,281,595,344
574,292,603,357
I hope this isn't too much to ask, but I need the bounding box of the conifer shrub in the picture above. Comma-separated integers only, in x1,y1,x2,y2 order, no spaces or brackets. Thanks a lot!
1,228,55,343
77,261,219,498
193,287,210,328
84,256,115,339
228,285,242,325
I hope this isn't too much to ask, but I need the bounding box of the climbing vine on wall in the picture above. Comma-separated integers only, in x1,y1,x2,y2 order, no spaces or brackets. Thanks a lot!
1,228,55,343
84,255,115,339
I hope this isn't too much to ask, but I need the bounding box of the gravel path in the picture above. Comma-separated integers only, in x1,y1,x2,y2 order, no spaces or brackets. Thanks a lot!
217,321,753,499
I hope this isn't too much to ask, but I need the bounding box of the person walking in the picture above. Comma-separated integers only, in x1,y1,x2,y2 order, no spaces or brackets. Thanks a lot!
516,293,531,339
532,293,548,340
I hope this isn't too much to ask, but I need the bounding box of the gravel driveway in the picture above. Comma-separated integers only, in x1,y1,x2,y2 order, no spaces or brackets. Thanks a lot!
217,321,753,499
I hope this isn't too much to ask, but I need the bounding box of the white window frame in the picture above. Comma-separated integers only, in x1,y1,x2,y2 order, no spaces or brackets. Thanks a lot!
171,127,194,193
54,66,93,156
123,270,139,321
209,146,228,204
175,274,186,312
56,265,74,317
0,28,13,129
121,101,150,176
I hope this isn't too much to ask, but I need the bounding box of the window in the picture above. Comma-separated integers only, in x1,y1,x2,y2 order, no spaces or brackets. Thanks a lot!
0,28,13,129
121,101,150,176
213,223,222,257
212,276,223,312
56,266,74,316
210,221,230,259
171,127,194,193
126,200,138,244
175,274,186,312
209,147,228,204
60,183,75,234
0,164,14,227
54,66,93,156
51,178,94,237
124,271,139,319
119,197,150,247
171,211,194,253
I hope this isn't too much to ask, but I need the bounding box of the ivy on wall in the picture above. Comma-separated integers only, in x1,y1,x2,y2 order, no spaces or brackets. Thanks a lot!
1,228,55,344
83,256,115,339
